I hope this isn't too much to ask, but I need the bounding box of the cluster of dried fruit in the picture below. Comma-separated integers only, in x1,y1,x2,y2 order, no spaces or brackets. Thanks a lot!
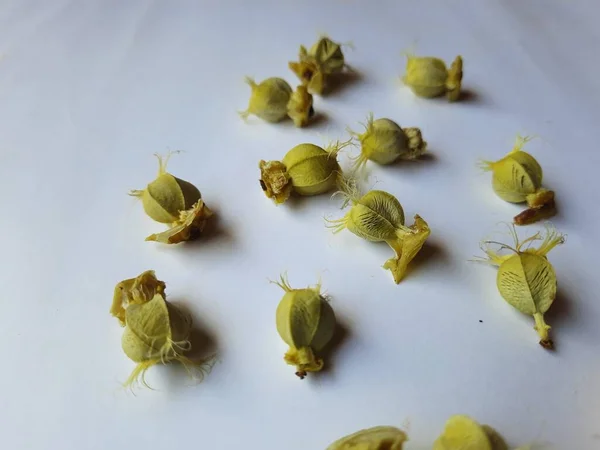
113,35,566,449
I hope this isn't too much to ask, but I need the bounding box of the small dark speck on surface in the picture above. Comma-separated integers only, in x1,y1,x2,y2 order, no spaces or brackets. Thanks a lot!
479,320,483,323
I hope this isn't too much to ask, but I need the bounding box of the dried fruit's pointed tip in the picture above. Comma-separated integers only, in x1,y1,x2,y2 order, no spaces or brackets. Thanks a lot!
128,189,144,198
238,109,251,121
383,257,406,284
244,76,257,88
478,159,496,172
540,339,554,350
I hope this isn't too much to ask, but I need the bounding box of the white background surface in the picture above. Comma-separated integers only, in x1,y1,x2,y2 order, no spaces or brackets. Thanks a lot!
1,0,600,449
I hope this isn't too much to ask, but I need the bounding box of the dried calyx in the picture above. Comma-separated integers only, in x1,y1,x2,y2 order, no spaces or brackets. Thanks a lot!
259,140,350,204
480,135,556,225
289,36,348,95
348,113,427,171
327,180,430,284
326,426,408,450
402,52,463,101
239,77,314,127
111,271,199,387
274,274,336,379
476,224,565,349
111,270,165,326
129,152,213,244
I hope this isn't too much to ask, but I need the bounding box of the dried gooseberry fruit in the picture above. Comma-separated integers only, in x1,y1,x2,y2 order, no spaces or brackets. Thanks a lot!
129,152,213,244
121,292,195,387
327,180,430,284
259,140,350,204
480,135,556,225
402,52,463,101
348,113,427,171
240,77,314,127
476,224,565,349
273,274,336,379
289,36,349,95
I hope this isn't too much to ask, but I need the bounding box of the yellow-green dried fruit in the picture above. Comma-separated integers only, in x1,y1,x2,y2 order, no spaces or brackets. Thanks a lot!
433,415,492,450
259,140,350,204
327,181,430,284
308,36,346,75
476,225,565,349
327,426,408,450
349,114,427,171
480,136,556,225
240,77,291,122
121,292,195,387
129,152,213,244
402,52,463,101
273,274,336,379
111,270,166,326
289,36,347,95
239,77,314,127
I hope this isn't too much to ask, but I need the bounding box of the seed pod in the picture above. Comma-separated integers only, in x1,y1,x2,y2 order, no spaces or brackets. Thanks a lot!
289,47,327,95
327,181,430,284
121,292,195,387
259,140,350,204
326,426,408,450
129,152,213,244
402,53,463,101
433,415,492,450
273,274,336,379
111,270,166,326
476,225,565,349
480,135,556,225
308,36,346,75
349,114,427,171
239,77,314,127
240,77,292,123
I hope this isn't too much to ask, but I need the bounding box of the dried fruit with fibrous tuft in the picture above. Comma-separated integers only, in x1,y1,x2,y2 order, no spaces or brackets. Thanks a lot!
348,113,427,171
129,152,213,244
327,180,430,284
475,224,565,349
